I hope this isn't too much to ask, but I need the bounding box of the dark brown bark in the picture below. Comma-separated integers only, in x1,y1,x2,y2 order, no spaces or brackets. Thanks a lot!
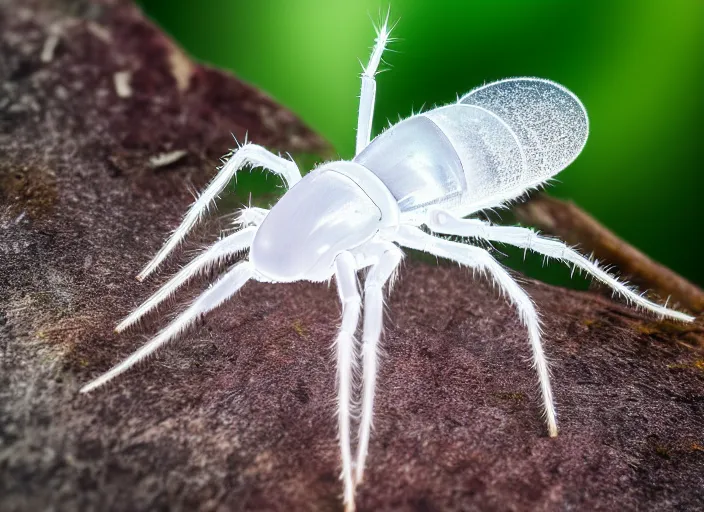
1,1,702,511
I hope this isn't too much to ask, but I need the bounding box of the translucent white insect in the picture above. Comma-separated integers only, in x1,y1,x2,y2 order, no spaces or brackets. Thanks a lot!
81,18,694,511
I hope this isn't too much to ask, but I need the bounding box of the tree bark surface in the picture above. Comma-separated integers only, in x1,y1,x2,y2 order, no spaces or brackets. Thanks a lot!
1,1,703,511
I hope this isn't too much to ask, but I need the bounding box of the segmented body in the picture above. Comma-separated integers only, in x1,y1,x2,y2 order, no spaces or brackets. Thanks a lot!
355,78,588,219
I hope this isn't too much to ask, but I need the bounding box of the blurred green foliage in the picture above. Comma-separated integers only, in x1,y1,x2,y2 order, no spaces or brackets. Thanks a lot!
138,0,703,287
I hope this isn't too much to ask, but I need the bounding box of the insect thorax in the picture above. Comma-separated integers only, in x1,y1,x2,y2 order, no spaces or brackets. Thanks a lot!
249,162,398,282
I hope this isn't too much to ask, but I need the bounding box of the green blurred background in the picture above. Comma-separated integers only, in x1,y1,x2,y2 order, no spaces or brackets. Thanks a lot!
137,0,703,288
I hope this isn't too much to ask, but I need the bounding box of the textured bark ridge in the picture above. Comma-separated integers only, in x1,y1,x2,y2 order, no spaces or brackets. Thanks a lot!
1,1,703,511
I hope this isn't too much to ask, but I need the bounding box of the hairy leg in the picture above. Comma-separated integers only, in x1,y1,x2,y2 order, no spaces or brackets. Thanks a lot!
427,209,694,322
393,225,558,437
81,261,254,393
138,144,300,281
355,242,402,485
333,252,362,511
355,12,393,155
116,226,257,332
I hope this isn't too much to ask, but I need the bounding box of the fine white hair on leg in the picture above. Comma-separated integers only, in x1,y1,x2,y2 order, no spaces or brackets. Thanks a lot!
355,242,402,486
333,252,362,511
392,225,558,437
233,206,269,228
81,261,254,394
427,209,695,323
116,227,257,333
355,10,394,155
137,144,301,281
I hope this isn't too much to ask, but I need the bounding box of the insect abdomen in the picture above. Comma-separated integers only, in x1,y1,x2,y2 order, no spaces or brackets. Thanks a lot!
355,78,588,218
354,106,526,215
354,115,468,213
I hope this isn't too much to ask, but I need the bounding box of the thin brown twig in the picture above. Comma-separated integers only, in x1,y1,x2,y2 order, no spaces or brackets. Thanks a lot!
513,194,704,315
